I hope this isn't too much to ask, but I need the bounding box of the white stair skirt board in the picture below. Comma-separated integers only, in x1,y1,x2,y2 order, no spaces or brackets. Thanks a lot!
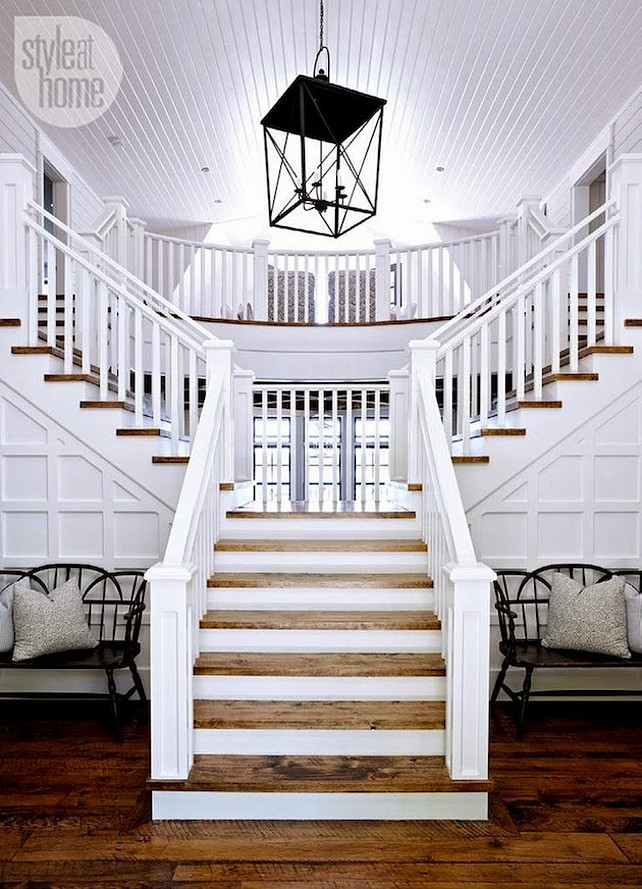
152,790,489,821
194,675,447,700
207,589,436,610
212,552,428,573
198,628,442,652
193,728,446,756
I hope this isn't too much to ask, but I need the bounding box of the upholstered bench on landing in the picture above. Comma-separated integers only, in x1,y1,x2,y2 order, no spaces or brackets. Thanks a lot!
491,563,642,737
0,563,147,739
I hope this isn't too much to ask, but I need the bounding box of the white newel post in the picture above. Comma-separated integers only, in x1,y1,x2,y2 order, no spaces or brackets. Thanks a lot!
374,238,392,321
252,239,270,321
515,197,540,266
205,339,236,485
128,217,147,278
146,563,195,780
497,218,513,278
0,154,35,319
233,365,256,484
609,155,642,337
102,196,129,267
408,339,438,485
388,367,410,483
445,563,494,781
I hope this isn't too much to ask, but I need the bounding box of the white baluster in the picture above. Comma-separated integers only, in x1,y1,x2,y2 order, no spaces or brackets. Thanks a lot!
569,253,579,372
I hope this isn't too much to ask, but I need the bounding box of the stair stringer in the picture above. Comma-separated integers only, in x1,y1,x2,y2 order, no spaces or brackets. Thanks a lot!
454,347,642,513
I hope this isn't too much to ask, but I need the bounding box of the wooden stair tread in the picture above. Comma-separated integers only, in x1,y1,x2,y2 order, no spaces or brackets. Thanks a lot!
0,318,21,327
452,455,489,464
194,651,445,677
79,400,135,411
193,699,445,730
227,501,415,519
215,538,427,552
152,455,190,464
207,573,433,589
477,427,526,437
200,610,440,630
508,400,563,410
149,754,491,793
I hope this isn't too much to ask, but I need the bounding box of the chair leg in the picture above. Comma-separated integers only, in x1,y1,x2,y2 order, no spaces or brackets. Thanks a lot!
490,658,510,705
517,666,534,740
129,661,147,704
105,668,122,742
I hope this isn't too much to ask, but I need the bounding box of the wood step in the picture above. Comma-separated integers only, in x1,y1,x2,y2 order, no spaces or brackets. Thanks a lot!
477,428,526,437
215,538,427,553
194,651,445,677
151,455,189,464
580,344,634,355
207,573,433,589
624,319,642,327
199,610,440,630
508,400,562,410
452,455,490,464
149,754,491,793
227,501,415,519
0,318,21,327
79,400,135,411
193,699,445,730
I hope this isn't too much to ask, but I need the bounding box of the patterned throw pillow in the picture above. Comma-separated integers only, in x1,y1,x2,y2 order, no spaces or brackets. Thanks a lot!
0,578,30,653
542,572,630,658
624,583,642,654
12,577,97,662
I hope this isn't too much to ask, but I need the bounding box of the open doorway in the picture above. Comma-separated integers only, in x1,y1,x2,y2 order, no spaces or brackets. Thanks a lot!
572,153,606,292
41,160,70,291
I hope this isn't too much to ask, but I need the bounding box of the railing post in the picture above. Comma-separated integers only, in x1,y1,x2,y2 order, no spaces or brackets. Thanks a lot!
444,562,494,780
497,218,513,279
374,238,392,321
515,196,541,265
128,217,147,278
252,239,270,321
233,365,256,484
205,339,236,485
102,196,129,266
0,154,36,318
146,563,195,780
609,154,642,341
388,367,410,483
409,339,438,486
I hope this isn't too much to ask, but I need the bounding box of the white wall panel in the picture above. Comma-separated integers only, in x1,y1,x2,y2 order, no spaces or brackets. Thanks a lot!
0,382,173,570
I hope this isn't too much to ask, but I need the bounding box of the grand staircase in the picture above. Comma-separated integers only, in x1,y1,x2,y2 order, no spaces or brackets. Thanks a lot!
149,501,491,820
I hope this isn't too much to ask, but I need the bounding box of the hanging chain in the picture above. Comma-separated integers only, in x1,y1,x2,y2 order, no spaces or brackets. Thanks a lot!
319,0,324,52
314,0,330,80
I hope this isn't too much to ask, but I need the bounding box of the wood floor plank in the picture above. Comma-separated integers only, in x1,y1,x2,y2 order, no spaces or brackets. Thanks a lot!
207,573,433,588
194,651,446,676
193,700,446,730
199,610,440,630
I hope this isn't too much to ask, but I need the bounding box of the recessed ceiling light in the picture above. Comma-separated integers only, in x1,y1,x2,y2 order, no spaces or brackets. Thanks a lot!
214,199,223,204
436,165,445,172
106,134,122,147
423,198,431,204
201,166,210,173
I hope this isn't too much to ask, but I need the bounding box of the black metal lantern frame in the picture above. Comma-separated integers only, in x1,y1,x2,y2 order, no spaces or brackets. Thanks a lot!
260,6,386,238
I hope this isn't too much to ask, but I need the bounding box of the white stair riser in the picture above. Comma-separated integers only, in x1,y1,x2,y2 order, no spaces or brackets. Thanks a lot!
152,790,488,821
220,519,421,539
192,728,445,756
213,551,428,573
198,628,441,652
207,589,435,610
193,675,447,700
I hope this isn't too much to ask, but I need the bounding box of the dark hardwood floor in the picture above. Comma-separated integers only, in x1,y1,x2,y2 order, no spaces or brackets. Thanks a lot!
2,699,642,887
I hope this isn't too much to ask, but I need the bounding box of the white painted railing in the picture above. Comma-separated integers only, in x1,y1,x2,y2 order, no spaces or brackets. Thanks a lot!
409,340,494,780
137,229,504,324
431,202,619,453
146,341,234,780
252,381,390,503
24,203,211,453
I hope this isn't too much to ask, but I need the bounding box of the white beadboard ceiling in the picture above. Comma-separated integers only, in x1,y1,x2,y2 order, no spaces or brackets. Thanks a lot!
0,0,641,241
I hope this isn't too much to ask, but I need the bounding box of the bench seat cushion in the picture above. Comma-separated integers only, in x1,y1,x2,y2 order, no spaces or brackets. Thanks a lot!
12,578,97,662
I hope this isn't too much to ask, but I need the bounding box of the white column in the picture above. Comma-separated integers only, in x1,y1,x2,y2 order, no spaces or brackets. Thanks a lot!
444,562,494,781
233,365,256,483
515,196,541,266
205,339,236,484
128,217,147,279
374,238,392,321
408,339,438,485
252,239,270,321
609,154,642,334
0,154,36,318
146,563,196,780
388,367,410,483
